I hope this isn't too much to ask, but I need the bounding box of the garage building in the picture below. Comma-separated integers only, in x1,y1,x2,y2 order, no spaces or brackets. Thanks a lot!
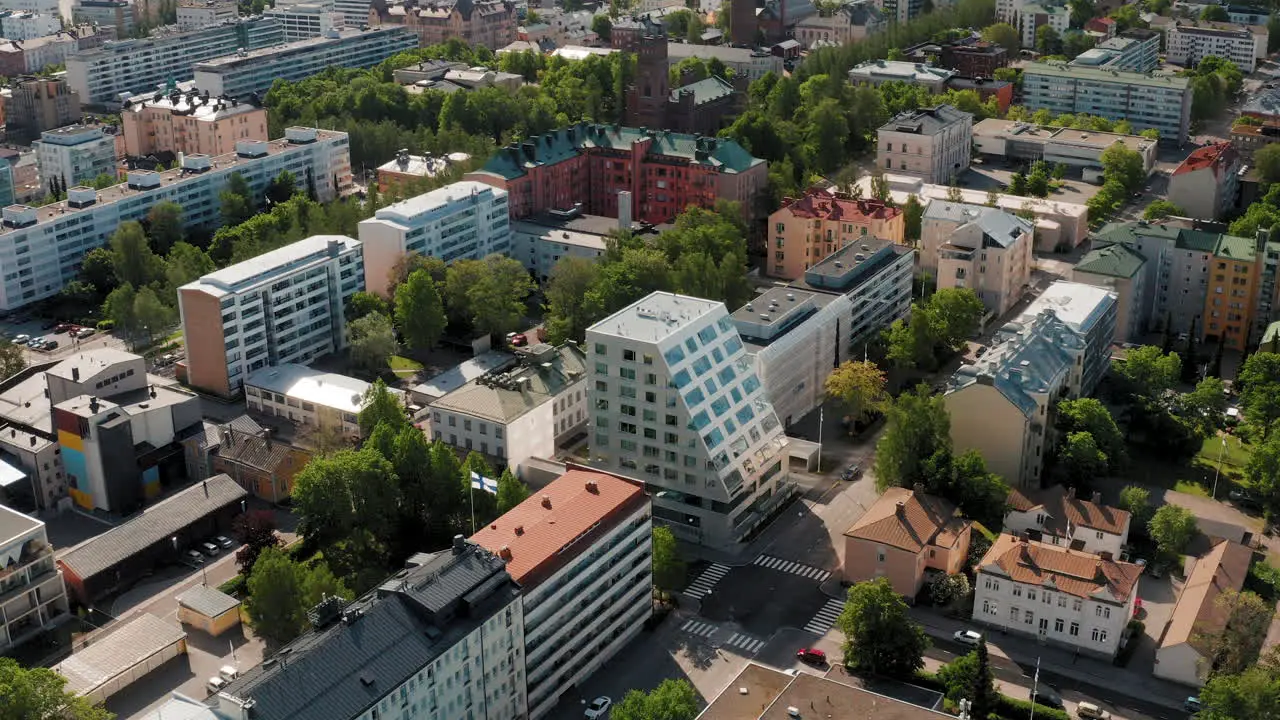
55,612,187,704
177,584,241,637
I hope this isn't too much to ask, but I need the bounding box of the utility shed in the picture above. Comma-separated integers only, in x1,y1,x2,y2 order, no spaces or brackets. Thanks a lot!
177,584,241,636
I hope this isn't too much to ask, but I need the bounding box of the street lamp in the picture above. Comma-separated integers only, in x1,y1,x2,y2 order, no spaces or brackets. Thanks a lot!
1211,434,1228,499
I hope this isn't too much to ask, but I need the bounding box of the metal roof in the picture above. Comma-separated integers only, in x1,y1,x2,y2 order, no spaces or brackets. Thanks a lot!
176,584,240,618
56,613,186,697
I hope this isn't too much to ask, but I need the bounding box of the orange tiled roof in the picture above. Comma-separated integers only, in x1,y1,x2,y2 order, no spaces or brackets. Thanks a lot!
1171,141,1237,177
469,468,646,590
979,533,1142,602
1006,485,1130,536
844,487,968,553
781,190,903,222
1159,539,1252,654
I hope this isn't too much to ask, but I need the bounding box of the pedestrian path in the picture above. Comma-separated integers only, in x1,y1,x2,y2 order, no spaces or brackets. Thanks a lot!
679,619,717,639
683,563,731,598
804,597,845,635
753,554,831,582
723,631,766,655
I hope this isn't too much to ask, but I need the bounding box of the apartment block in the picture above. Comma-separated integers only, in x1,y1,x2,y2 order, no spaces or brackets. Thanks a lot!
1070,28,1160,72
510,211,663,283
1072,241,1149,342
903,38,1009,77
0,504,70,657
924,202,1034,317
1166,21,1266,73
33,124,117,190
264,1,344,41
179,234,363,398
1022,281,1117,395
1003,485,1131,557
121,93,268,160
792,0,885,49
1021,62,1192,144
471,467,651,720
7,0,60,16
176,0,236,29
0,127,350,311
1230,120,1280,160
0,11,60,40
466,124,767,225
71,0,134,35
973,119,1158,176
368,0,516,51
848,59,956,92
427,343,587,477
1204,233,1258,350
766,188,904,280
973,533,1140,659
65,17,286,105
4,76,81,145
0,26,110,76
798,236,915,356
192,27,419,98
245,363,405,440
877,105,973,185
1168,141,1242,222
585,292,792,550
358,179,510,296
216,538,527,720
1020,3,1070,47
843,486,971,599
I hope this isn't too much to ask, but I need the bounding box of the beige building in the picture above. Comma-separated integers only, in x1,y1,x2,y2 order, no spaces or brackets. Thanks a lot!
1003,485,1131,557
121,94,268,160
792,0,886,49
877,105,973,185
843,486,972,601
1154,539,1252,687
766,187,905,280
368,0,516,50
925,202,1034,317
1167,141,1242,221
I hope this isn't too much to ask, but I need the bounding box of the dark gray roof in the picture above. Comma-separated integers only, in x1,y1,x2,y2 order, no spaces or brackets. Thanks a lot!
177,584,239,617
220,542,520,720
879,104,971,135
57,475,248,581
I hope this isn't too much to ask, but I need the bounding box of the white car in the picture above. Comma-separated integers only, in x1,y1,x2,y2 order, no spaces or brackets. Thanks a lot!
953,629,983,647
12,334,28,343
206,676,228,695
584,696,612,719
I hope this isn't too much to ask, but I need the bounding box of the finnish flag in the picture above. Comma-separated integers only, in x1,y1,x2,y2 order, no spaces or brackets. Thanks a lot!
470,470,498,495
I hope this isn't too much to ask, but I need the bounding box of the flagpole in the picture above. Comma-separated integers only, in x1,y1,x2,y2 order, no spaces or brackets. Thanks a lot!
470,480,476,535
1029,657,1040,720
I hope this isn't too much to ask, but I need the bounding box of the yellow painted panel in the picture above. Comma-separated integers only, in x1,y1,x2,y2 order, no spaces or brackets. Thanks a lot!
57,429,83,452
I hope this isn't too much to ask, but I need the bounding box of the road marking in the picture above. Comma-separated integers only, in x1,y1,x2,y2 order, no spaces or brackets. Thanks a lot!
683,563,730,598
724,632,765,654
679,619,717,638
754,554,832,583
804,598,846,635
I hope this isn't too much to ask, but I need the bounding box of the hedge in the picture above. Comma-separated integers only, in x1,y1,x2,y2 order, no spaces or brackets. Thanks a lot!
995,696,1070,720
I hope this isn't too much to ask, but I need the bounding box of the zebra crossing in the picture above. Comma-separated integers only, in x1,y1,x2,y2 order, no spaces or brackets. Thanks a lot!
804,597,846,635
683,563,731,598
723,631,766,655
679,619,717,638
753,554,832,583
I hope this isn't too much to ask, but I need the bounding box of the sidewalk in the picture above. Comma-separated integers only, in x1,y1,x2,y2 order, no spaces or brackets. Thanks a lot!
912,610,1189,714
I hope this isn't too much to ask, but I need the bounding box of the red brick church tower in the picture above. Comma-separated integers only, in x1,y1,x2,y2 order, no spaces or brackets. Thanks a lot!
612,18,669,129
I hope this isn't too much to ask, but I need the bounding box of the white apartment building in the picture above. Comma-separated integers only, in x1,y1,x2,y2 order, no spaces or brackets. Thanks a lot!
0,504,70,657
2,0,59,15
0,127,350,311
176,0,236,29
428,343,587,477
217,538,527,720
264,1,344,41
1020,3,1070,48
922,202,1034,317
179,233,363,398
0,11,60,40
996,0,1022,23
1166,21,1266,73
586,292,792,550
510,210,647,282
1003,485,1132,557
877,105,973,185
244,363,405,440
33,124,117,190
973,533,1141,659
471,467,652,720
358,180,511,297
65,17,286,105
193,27,418,98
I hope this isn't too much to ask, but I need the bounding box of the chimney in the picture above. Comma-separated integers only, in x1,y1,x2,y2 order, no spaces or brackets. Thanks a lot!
1091,491,1102,504
72,367,79,382
514,525,524,535
88,396,99,413
1099,551,1113,561
895,501,905,516
586,479,599,493
498,545,512,560
452,534,466,554
912,482,924,494
1066,487,1076,499
541,494,552,509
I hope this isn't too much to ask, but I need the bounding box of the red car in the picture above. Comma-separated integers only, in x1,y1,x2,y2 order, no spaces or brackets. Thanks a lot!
796,648,826,665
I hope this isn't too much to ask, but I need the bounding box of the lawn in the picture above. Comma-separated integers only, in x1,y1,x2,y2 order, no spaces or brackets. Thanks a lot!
388,355,424,378
1196,432,1251,469
1128,431,1252,496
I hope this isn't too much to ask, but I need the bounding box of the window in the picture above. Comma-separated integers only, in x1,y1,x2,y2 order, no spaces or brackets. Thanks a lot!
623,349,635,361
1057,595,1066,607
1054,618,1064,632
983,599,996,615
1096,531,1104,540
984,577,1000,591
1091,627,1108,643
1027,589,1037,602
1072,599,1082,612
1010,606,1020,622
692,356,712,376
664,346,685,364
1096,606,1110,619
1042,591,1051,605
620,368,636,380
594,343,607,356
1013,586,1022,597
877,549,886,562
1025,610,1034,625
1069,621,1079,637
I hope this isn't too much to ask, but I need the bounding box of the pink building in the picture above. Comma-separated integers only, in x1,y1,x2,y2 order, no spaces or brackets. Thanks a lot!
121,95,268,161
843,486,972,602
767,188,905,280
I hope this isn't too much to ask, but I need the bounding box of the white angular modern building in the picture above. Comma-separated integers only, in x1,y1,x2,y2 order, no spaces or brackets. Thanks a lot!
33,124,117,189
585,292,792,550
358,180,511,296
0,127,351,311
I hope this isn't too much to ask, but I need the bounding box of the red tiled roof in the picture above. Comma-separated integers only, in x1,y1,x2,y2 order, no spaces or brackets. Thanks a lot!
979,533,1142,602
469,468,647,590
844,487,968,553
1172,141,1238,177
781,189,903,222
1006,485,1130,536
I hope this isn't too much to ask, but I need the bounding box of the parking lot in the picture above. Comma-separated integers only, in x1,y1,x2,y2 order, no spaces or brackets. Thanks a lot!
961,165,1103,208
0,316,130,364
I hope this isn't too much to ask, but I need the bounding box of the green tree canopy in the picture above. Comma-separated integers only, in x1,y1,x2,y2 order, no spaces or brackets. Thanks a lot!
395,268,447,350
1114,345,1180,400
145,200,184,254
1238,352,1280,435
611,679,699,720
0,657,113,720
981,22,1020,50
652,525,687,593
1118,485,1152,528
348,312,399,372
875,384,951,490
825,360,887,425
1148,504,1197,562
1057,398,1127,473
358,378,409,437
837,577,929,677
1143,199,1184,220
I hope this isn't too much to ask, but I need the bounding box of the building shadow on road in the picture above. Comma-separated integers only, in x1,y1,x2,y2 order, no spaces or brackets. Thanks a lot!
102,653,195,719
184,623,250,659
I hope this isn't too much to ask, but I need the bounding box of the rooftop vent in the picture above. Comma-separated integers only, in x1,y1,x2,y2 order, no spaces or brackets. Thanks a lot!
541,494,552,508
285,126,318,144
67,186,97,208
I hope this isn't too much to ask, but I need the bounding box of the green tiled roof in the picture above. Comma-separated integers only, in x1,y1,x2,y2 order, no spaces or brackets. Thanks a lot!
476,123,764,181
1076,242,1146,278
1177,229,1221,253
1089,221,1247,258
1215,233,1256,261
671,76,735,106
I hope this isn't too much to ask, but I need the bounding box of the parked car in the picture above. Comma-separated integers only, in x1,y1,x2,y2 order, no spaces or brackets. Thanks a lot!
1031,684,1063,709
215,535,235,548
218,665,240,682
54,323,73,333
185,549,206,564
796,648,827,665
200,542,220,557
1076,701,1112,719
840,465,862,481
12,334,29,343
1183,697,1201,713
953,629,983,647
26,337,44,347
41,340,58,351
75,328,96,339
206,676,228,695
583,696,612,719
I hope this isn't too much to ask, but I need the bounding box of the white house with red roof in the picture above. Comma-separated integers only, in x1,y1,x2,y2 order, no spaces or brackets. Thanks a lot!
1003,485,1132,557
1167,141,1242,222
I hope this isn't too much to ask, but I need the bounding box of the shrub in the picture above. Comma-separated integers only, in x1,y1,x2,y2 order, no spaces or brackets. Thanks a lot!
96,319,114,330
995,695,1070,720
219,574,247,597
1247,560,1280,603
912,670,947,693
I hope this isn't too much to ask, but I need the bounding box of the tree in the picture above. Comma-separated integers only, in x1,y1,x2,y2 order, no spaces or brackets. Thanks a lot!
591,14,612,41
1245,431,1280,520
394,269,447,350
937,641,998,718
544,256,601,344
903,194,924,243
1068,0,1094,26
885,310,935,370
1059,431,1109,485
1035,24,1062,55
298,559,352,614
232,509,280,576
345,291,390,322
0,341,26,380
1057,398,1127,472
837,578,929,677
1198,649,1280,720
0,657,113,720
291,448,399,584
146,200,184,254
387,252,446,296
1237,353,1280,434
875,384,952,491
102,283,139,336
981,22,1020,51
1197,589,1273,676
929,572,970,610
495,468,529,514
651,525,687,593
1114,345,1180,400
1256,143,1280,185
358,378,408,437
1148,504,1197,562
132,286,175,343
221,172,254,225
926,288,984,353
80,247,118,295
611,679,699,720
1181,377,1228,437
348,312,398,372
1143,200,1184,220
245,546,305,644
1118,485,1152,528
932,449,1009,530
109,221,163,288
265,169,298,206
1102,142,1147,193
1200,4,1229,20
165,242,215,289
825,361,887,426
